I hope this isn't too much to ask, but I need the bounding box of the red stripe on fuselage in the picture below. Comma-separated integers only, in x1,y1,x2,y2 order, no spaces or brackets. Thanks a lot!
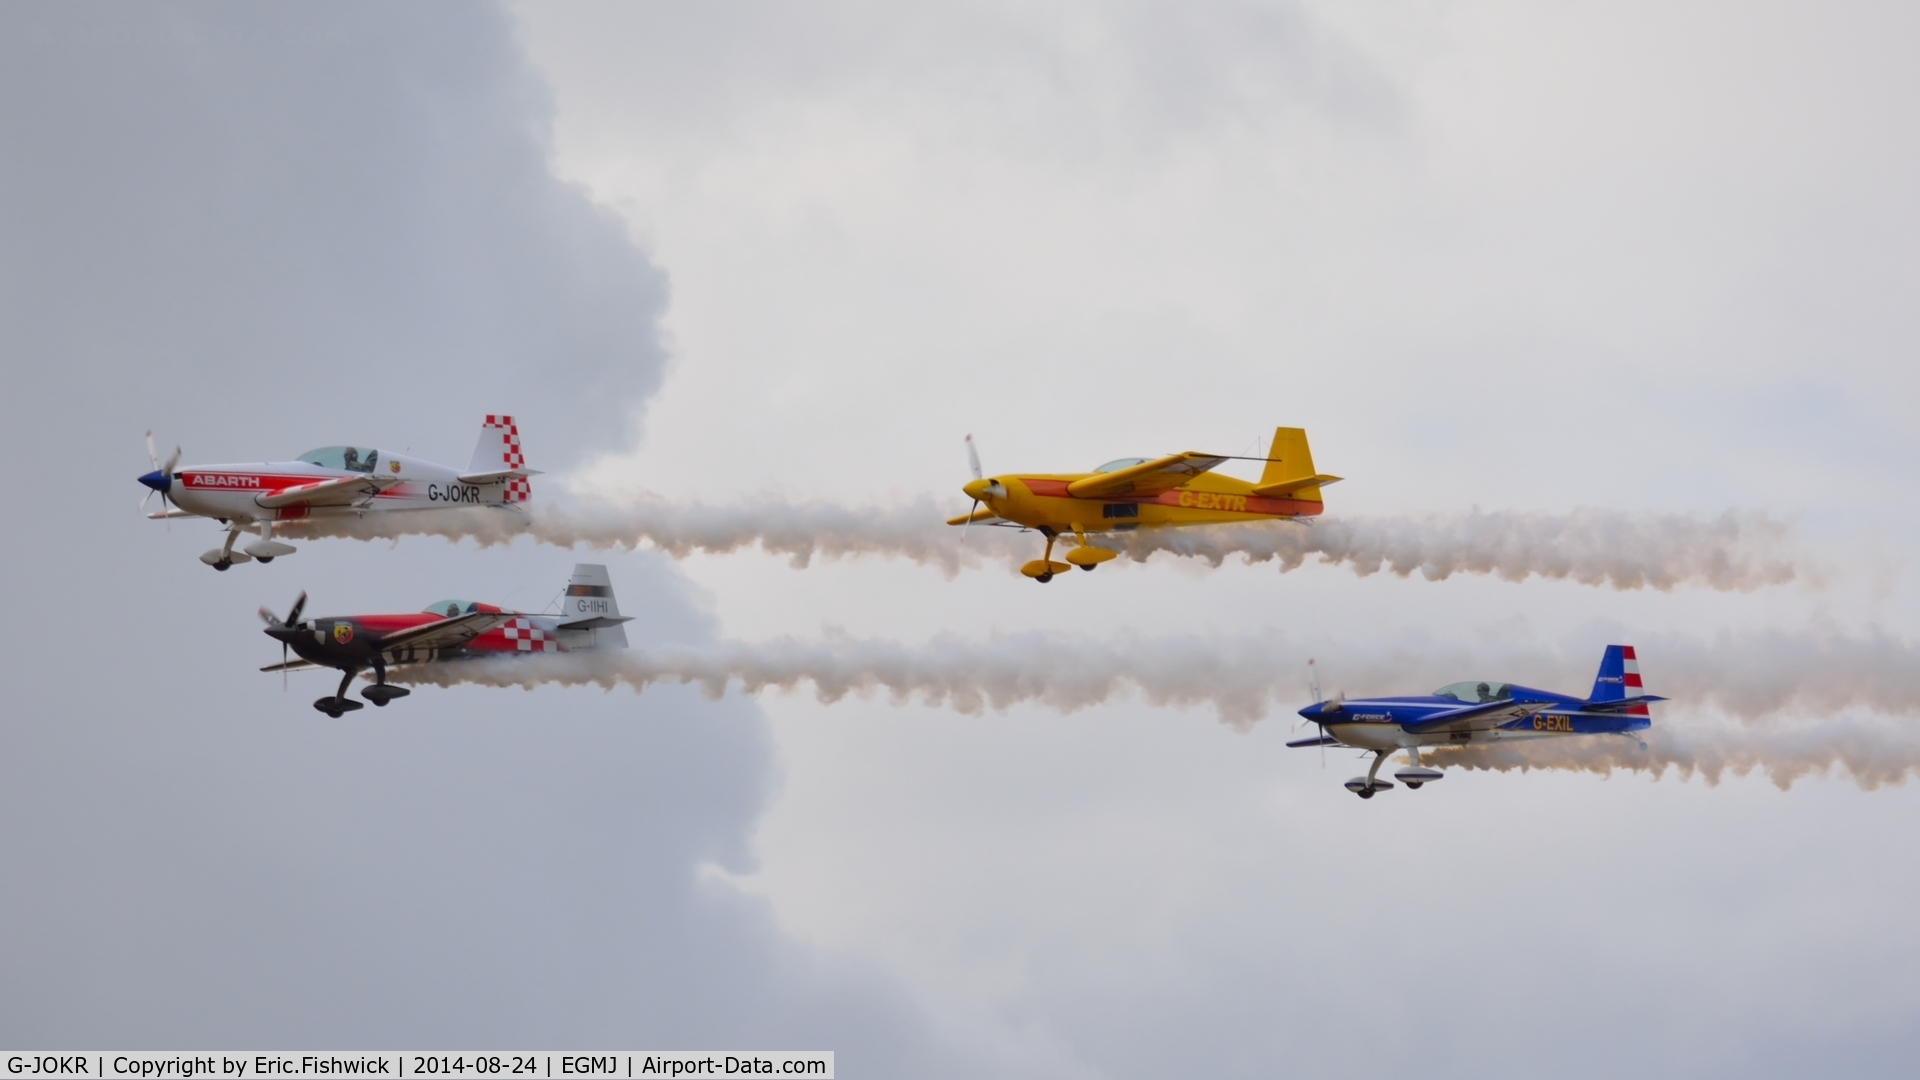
181,471,336,493
1014,479,1324,517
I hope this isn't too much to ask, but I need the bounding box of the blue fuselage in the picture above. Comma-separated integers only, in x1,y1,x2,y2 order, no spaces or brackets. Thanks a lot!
1297,685,1652,752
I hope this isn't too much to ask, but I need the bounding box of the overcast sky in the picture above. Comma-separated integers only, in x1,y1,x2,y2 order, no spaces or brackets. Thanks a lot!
4,2,1919,1076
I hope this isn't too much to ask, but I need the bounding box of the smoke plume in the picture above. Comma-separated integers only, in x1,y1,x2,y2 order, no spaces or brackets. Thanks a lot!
378,627,1920,789
278,498,1805,591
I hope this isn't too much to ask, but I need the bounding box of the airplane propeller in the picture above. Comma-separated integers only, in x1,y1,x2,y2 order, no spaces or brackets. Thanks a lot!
963,434,983,540
139,430,182,517
1292,658,1343,767
260,591,309,689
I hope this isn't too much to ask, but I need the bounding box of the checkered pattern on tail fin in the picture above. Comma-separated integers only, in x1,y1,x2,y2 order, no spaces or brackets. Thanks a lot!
469,414,531,504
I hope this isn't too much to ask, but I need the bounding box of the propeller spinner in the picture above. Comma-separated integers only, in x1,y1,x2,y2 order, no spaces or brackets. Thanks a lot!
137,430,182,516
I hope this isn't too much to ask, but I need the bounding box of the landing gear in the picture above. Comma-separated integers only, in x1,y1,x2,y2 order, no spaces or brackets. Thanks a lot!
1345,750,1396,799
200,525,253,571
1020,529,1071,583
313,666,367,716
359,656,409,707
1064,526,1118,573
242,518,298,563
1392,746,1445,792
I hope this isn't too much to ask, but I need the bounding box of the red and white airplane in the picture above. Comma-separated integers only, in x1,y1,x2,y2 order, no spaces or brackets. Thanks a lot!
260,563,631,716
138,415,537,569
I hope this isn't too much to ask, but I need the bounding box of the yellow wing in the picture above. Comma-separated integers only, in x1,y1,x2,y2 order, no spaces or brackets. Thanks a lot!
1065,453,1228,499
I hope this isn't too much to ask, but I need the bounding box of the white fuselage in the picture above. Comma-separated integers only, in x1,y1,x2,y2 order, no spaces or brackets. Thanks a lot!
169,453,510,526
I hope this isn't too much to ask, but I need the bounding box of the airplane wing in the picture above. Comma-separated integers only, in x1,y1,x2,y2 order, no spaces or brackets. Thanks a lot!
946,506,1002,526
375,609,519,652
1400,699,1556,735
260,658,320,673
255,474,403,509
1065,452,1230,499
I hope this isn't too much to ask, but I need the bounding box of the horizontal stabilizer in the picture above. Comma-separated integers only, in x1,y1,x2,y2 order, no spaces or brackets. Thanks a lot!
1250,474,1343,498
1580,693,1669,712
557,615,634,630
1286,734,1340,748
457,467,545,485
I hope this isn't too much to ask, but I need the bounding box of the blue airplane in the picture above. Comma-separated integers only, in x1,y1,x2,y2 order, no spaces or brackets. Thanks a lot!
1289,645,1663,798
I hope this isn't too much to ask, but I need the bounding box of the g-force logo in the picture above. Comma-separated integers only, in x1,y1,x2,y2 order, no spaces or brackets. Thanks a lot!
427,484,484,503
1177,491,1249,511
1533,715,1574,732
1596,675,1624,684
1351,713,1392,722
190,474,262,488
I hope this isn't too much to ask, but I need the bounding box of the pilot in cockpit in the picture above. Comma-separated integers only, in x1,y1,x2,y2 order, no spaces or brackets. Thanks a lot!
1476,682,1493,702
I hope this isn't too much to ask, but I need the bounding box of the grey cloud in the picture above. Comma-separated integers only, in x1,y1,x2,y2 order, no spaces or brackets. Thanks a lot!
0,4,1000,1069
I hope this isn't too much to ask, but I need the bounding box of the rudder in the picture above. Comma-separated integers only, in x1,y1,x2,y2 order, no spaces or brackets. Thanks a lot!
467,415,532,504
1589,645,1645,703
1251,427,1342,501
557,563,629,650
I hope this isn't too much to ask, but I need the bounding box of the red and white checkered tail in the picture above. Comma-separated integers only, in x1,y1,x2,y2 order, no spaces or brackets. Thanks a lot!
468,414,533,504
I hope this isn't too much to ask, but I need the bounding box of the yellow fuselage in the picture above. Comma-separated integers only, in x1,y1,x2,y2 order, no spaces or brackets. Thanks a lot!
967,472,1324,537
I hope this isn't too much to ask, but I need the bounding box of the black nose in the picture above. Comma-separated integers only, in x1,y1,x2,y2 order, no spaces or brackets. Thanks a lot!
138,470,171,493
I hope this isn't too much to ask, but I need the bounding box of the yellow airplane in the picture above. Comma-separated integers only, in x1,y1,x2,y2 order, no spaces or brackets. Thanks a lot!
949,427,1340,582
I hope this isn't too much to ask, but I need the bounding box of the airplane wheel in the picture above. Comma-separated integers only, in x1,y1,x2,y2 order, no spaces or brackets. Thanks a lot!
1405,782,1423,790
370,698,387,707
1357,788,1374,799
1036,572,1054,583
213,559,232,572
257,556,274,564
1077,563,1095,572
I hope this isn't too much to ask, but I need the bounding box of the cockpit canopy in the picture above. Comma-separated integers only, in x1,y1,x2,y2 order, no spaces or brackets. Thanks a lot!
1094,457,1149,473
423,600,502,618
1434,681,1512,703
299,446,381,473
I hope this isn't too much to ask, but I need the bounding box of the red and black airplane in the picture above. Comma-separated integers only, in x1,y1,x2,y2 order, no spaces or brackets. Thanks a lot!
262,563,629,716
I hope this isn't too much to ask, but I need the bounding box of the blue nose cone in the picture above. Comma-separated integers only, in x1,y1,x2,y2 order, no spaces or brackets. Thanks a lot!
138,470,171,493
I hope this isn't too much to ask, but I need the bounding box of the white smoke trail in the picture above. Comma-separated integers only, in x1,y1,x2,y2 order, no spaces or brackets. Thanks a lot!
277,498,1806,591
379,628,1920,789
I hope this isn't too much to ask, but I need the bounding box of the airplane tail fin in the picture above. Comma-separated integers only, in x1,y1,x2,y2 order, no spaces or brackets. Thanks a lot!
1250,427,1342,501
555,563,630,650
466,415,532,504
1588,644,1654,715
